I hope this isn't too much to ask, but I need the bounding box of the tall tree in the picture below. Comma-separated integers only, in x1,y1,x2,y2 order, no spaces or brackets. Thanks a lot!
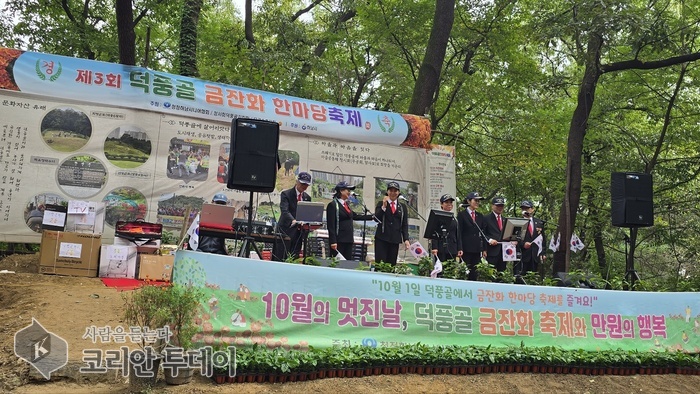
407,0,455,116
179,0,204,76
548,1,700,273
116,0,136,65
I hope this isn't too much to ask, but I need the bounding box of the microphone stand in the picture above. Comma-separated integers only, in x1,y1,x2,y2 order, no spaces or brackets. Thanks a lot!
352,193,378,262
399,196,427,223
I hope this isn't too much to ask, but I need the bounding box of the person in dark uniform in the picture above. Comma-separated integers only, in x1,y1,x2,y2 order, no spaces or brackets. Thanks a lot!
196,193,229,255
326,181,374,260
457,192,486,280
517,200,546,276
374,181,410,265
275,171,312,261
482,196,509,272
429,194,462,262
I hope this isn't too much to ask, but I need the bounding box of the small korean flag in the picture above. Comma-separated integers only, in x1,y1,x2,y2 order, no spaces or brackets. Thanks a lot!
409,241,429,258
186,214,201,250
502,243,517,261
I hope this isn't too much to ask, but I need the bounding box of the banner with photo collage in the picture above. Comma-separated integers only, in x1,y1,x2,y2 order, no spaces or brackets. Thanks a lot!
0,48,454,248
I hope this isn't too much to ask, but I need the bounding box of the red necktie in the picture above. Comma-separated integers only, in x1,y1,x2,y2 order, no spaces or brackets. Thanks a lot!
528,220,533,236
343,201,351,214
297,193,302,202
390,201,396,214
497,215,502,231
471,211,475,221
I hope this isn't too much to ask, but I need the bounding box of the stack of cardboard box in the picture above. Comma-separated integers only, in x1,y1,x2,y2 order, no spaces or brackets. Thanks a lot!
39,201,105,277
39,201,175,281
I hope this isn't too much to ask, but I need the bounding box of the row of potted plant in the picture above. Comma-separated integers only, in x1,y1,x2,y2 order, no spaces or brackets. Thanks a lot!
211,343,700,383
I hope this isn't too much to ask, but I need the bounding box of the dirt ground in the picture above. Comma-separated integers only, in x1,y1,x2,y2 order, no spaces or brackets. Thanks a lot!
2,253,699,393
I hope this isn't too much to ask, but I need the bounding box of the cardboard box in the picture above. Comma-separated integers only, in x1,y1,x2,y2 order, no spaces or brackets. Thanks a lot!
39,230,101,277
138,254,174,281
99,245,138,278
65,201,106,234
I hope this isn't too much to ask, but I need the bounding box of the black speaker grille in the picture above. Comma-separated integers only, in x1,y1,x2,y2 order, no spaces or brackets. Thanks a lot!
611,172,653,227
227,118,280,192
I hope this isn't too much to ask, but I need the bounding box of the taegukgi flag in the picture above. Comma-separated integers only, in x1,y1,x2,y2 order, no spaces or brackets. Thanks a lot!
502,243,517,261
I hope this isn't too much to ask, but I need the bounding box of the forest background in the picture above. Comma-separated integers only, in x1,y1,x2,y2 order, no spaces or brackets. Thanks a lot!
3,0,700,291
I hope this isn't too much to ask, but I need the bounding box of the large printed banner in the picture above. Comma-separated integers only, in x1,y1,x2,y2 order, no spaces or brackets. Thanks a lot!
174,250,700,352
0,48,455,245
0,48,430,148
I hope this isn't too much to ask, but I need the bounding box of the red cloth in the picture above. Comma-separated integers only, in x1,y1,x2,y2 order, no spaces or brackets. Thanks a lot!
497,215,503,231
390,201,396,214
100,278,169,291
471,211,475,221
100,278,143,291
297,193,302,201
528,221,533,236
343,201,351,214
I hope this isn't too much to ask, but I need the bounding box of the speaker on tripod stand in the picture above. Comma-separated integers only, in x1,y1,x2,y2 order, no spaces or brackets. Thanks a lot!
611,172,653,289
227,118,280,257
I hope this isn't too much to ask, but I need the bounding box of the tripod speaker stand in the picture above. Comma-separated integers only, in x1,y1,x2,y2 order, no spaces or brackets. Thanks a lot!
237,192,262,258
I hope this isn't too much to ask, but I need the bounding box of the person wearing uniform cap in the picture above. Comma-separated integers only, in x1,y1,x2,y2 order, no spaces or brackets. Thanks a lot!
517,200,546,276
429,194,462,263
482,196,511,272
196,193,230,255
275,171,312,261
374,181,410,265
457,192,486,280
326,181,374,260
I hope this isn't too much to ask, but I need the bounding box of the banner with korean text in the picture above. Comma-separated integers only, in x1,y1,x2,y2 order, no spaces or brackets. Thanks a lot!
174,250,700,352
0,48,454,245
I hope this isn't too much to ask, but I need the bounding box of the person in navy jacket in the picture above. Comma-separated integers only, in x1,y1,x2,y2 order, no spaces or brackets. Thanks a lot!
275,171,312,260
326,181,373,260
374,181,410,265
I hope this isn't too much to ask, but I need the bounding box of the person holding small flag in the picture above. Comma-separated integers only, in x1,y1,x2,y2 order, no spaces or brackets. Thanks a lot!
518,200,546,275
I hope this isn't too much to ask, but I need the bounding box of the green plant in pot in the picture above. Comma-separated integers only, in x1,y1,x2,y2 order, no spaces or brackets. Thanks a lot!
122,284,172,390
160,284,205,385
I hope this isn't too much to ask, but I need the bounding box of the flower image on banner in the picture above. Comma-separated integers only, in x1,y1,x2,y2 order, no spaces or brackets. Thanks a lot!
502,243,517,261
409,241,429,258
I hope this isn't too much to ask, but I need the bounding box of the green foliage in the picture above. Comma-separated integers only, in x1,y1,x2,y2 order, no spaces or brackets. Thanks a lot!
393,264,413,275
122,284,204,350
160,230,178,245
373,261,394,273
227,343,700,374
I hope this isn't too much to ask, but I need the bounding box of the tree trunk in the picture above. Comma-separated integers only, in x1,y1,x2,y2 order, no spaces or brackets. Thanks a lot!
115,0,136,65
245,0,255,46
407,0,455,116
179,0,203,77
552,32,603,275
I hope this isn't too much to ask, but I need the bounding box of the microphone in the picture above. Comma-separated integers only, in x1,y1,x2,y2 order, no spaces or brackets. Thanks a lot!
351,192,359,198
398,195,408,202
522,210,530,217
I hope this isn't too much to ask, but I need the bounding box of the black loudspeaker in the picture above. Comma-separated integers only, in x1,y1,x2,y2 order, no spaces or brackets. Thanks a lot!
227,118,280,192
611,172,653,227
